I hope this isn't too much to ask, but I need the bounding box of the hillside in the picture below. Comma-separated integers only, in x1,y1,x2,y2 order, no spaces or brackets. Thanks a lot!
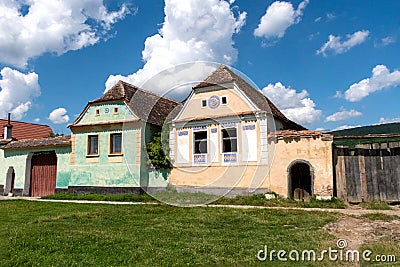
330,122,400,136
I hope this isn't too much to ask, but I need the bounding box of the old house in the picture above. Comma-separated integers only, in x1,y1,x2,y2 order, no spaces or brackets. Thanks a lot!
168,65,333,198
1,67,334,199
67,81,181,193
0,115,70,197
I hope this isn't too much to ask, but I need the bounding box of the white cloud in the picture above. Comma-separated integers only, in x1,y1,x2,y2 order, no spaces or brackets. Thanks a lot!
261,82,322,125
381,36,395,46
254,0,309,40
326,13,336,21
0,67,40,120
342,65,400,102
325,108,362,122
333,125,361,131
105,0,246,95
316,30,369,56
0,1,131,68
48,108,70,124
34,118,41,123
378,117,400,124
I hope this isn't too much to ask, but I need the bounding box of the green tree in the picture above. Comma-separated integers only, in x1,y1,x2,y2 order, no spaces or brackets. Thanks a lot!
146,131,171,170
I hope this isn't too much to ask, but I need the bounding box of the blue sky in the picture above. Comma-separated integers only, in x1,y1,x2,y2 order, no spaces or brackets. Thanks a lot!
0,0,399,133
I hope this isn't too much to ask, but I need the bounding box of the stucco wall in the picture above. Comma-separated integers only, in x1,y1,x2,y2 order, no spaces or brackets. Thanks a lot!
79,102,136,124
267,137,333,197
0,146,71,190
70,126,141,187
179,87,255,120
169,136,333,198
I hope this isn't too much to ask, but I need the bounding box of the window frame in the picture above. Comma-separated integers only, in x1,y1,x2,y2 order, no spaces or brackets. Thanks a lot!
95,108,100,116
221,127,238,153
113,107,119,114
221,96,228,105
201,99,207,108
193,130,208,154
109,133,123,155
87,134,99,156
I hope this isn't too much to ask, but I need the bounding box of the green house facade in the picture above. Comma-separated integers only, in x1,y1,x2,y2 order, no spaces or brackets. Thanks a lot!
67,81,181,193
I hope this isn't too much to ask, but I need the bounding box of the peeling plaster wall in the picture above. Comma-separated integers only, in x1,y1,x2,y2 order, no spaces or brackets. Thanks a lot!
268,137,334,197
0,146,71,191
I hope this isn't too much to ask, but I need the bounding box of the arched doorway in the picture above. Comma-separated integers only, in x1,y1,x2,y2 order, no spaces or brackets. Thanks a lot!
288,160,313,200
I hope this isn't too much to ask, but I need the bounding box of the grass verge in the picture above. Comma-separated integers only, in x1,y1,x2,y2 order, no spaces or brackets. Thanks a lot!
359,201,392,210
42,192,347,209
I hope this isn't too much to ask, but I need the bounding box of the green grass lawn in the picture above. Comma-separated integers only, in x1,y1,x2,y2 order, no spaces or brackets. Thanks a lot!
0,200,342,266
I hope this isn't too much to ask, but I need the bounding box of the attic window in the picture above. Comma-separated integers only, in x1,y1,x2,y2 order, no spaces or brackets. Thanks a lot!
201,99,207,107
221,96,227,105
114,107,119,114
95,109,100,116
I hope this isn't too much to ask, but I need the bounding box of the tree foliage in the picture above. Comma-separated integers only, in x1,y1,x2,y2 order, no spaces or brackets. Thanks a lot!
146,132,171,170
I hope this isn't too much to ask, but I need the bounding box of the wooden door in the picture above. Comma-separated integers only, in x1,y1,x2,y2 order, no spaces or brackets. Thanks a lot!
30,152,57,197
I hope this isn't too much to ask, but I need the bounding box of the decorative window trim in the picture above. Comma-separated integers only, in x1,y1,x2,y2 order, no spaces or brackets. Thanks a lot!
221,127,238,154
193,130,208,154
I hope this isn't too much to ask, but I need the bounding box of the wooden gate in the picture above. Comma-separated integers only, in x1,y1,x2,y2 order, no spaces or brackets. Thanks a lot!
30,152,57,197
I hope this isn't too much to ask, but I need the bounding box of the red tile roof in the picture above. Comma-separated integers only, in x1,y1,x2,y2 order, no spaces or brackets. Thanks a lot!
272,130,333,141
0,119,53,140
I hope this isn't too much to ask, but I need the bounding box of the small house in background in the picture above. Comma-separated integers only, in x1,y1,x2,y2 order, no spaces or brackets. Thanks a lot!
168,65,334,198
0,114,70,197
67,81,181,194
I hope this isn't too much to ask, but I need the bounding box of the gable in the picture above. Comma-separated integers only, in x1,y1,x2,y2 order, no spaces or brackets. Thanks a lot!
175,84,257,122
74,101,137,126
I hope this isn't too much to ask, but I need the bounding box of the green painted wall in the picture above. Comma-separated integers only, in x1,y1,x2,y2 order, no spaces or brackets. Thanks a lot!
70,101,144,187
80,102,136,124
0,146,71,189
0,101,169,191
70,127,141,187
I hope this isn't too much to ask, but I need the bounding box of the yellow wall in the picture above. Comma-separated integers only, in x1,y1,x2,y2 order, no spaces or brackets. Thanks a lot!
169,136,333,198
267,137,333,197
173,120,261,167
178,88,255,121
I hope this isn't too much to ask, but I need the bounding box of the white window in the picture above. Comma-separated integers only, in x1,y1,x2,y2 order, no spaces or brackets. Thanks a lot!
194,131,207,154
222,128,237,153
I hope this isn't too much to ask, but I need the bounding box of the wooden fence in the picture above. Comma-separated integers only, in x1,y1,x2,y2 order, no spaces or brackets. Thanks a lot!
334,142,400,203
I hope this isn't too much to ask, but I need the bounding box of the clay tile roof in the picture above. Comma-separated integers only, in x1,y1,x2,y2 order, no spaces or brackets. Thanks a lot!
89,81,182,126
0,119,53,140
193,65,305,131
2,136,71,150
273,130,332,139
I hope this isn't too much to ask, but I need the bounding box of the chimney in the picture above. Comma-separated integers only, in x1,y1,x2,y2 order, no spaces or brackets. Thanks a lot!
4,113,13,139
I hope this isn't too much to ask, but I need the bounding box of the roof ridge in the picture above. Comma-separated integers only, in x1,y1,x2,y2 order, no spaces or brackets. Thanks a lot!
118,80,181,104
